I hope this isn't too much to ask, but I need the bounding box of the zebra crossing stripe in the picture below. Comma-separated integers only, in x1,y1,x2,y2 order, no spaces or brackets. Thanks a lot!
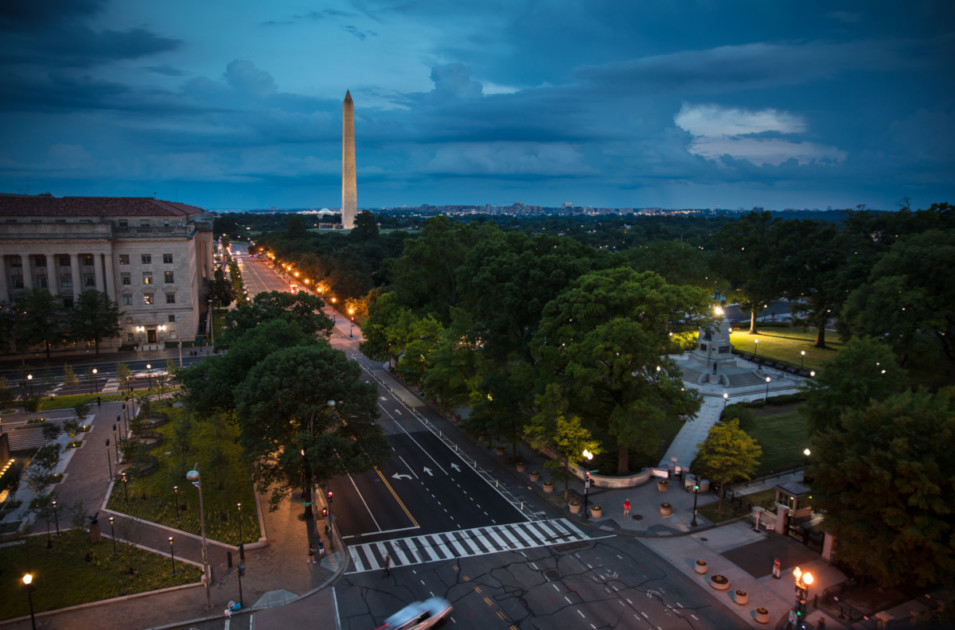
346,519,590,574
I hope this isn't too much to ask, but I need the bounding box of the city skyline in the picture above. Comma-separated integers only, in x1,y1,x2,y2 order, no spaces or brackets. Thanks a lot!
1,1,953,211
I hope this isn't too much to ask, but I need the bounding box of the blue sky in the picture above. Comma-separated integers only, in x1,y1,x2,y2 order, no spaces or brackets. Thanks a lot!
1,1,953,211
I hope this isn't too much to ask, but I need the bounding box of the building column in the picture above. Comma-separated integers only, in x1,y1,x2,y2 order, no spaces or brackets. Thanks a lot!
22,255,34,289
70,253,82,302
93,252,106,295
102,253,116,301
0,257,8,302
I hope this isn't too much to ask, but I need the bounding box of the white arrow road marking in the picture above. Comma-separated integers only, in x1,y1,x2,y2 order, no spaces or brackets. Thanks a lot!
422,467,434,477
450,462,461,472
392,473,412,480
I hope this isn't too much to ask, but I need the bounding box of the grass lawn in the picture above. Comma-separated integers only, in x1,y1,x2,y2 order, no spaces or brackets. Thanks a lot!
106,403,260,546
729,327,844,372
744,406,811,477
37,387,181,411
0,529,201,621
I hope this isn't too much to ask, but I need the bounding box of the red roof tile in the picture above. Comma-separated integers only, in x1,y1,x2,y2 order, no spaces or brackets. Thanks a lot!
0,195,207,218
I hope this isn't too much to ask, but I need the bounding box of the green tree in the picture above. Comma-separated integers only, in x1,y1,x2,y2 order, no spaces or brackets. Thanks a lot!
525,384,600,501
220,290,333,348
692,418,762,515
14,288,66,357
350,210,380,241
625,240,717,289
68,289,121,357
841,229,955,384
810,388,955,588
802,336,906,436
62,364,78,388
713,211,782,333
466,363,537,459
234,344,389,512
209,267,236,312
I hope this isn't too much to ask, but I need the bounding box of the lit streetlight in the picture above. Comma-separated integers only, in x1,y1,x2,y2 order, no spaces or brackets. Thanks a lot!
105,439,113,481
145,364,152,390
91,367,98,394
722,392,729,410
174,485,181,520
793,566,814,625
52,500,59,536
690,477,700,527
121,472,129,503
22,573,36,630
800,350,806,371
109,516,117,555
753,337,758,357
169,536,177,577
348,308,355,338
186,466,211,608
765,376,771,402
27,373,33,398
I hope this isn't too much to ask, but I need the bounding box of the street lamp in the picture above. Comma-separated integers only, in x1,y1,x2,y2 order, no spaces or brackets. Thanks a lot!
22,573,36,630
793,566,814,626
91,368,98,394
174,485,181,520
105,439,113,481
113,424,119,464
27,373,33,398
121,471,129,503
348,308,355,338
186,466,211,608
803,448,811,482
237,502,243,544
764,376,771,402
582,449,594,520
52,500,59,536
146,364,152,390
753,337,758,357
690,478,700,527
722,392,729,410
109,516,117,555
810,370,816,378
169,536,177,577
800,350,806,371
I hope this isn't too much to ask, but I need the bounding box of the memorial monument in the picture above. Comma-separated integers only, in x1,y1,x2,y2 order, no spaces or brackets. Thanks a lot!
341,90,357,230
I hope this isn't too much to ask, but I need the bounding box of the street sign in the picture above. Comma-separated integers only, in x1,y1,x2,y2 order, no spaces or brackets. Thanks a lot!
301,501,312,507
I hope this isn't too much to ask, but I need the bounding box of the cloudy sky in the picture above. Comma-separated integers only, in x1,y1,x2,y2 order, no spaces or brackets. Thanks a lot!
1,1,953,211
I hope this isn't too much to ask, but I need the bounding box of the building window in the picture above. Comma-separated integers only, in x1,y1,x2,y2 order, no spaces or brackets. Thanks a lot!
121,294,132,306
165,293,176,304
121,272,131,285
127,332,134,342
12,274,23,288
80,254,94,266
168,314,176,323
140,220,150,227
143,272,153,285
34,256,46,267
10,257,21,268
144,294,154,305
164,271,174,283
36,275,48,288
60,273,72,288
141,254,152,265
59,255,70,267
119,254,130,265
163,253,173,264
82,273,95,287
118,220,128,227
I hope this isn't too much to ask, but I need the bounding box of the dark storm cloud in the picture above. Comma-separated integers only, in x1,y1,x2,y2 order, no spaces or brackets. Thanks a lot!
0,0,104,29
0,25,180,68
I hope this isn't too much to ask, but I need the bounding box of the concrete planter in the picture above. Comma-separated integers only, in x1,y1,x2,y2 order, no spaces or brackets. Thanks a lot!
755,608,770,624
695,560,708,575
734,589,748,605
569,501,581,514
660,502,672,516
495,446,505,456
542,481,554,494
516,461,527,473
589,505,603,519
710,575,730,591
529,471,541,482
657,479,669,492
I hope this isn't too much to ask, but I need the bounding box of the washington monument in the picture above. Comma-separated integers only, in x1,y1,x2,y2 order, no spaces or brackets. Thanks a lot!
341,90,357,229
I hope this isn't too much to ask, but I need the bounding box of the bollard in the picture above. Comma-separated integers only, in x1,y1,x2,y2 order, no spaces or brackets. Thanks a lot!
520,501,524,511
496,479,499,488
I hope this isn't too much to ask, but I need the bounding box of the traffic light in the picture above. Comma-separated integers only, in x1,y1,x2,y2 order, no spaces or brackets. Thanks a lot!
327,490,333,503
322,507,328,518
694,484,699,492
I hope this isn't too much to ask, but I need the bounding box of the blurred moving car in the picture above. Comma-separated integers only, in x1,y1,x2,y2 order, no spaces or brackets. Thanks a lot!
376,597,452,630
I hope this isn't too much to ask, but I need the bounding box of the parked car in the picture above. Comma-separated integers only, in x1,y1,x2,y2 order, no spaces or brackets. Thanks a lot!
377,597,452,630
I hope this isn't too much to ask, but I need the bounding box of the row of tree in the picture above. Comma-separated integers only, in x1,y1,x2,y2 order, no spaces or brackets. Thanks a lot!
0,288,120,357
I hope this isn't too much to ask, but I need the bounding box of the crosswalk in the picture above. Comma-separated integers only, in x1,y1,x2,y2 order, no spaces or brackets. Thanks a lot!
346,518,589,573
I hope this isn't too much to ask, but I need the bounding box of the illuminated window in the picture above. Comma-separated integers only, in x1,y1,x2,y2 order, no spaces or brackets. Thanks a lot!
144,294,154,305
119,254,130,265
164,271,174,283
143,272,153,285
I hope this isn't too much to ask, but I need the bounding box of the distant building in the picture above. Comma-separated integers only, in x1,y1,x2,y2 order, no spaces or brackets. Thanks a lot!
0,195,214,352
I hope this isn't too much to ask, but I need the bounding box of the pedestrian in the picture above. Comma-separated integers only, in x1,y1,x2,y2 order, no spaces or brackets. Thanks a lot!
308,543,316,564
317,540,325,556
383,553,392,577
623,499,631,516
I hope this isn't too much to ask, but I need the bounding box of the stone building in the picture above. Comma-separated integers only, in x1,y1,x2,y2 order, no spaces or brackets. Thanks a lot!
0,194,214,352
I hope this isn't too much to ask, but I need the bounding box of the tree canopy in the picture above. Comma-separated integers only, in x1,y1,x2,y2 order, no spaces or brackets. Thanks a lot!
68,289,121,357
693,418,762,514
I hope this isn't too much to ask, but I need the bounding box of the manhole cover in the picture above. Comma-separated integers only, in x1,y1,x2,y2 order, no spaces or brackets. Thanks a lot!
631,514,644,521
545,569,561,579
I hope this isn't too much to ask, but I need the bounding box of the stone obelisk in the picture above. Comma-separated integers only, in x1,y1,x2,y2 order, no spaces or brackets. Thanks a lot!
341,90,357,229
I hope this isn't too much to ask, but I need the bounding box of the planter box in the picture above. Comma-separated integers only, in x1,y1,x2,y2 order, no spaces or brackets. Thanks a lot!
660,503,672,516
710,575,730,591
542,482,554,494
734,590,748,605
755,608,770,624
657,480,669,492
695,560,708,575
529,472,541,482
569,502,581,514
589,506,603,519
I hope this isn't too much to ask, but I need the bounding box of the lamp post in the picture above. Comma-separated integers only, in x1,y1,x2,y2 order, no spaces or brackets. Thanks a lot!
753,337,758,357
112,424,119,464
348,308,355,338
146,364,152,390
237,502,243,543
109,516,117,555
174,485,181,520
722,392,729,410
52,499,59,536
582,449,594,520
22,573,36,630
105,439,113,481
764,376,771,402
793,566,814,627
690,478,700,527
810,370,815,378
121,471,129,503
27,373,33,398
803,448,811,483
91,368,98,394
169,536,177,577
186,465,211,608
800,350,806,371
